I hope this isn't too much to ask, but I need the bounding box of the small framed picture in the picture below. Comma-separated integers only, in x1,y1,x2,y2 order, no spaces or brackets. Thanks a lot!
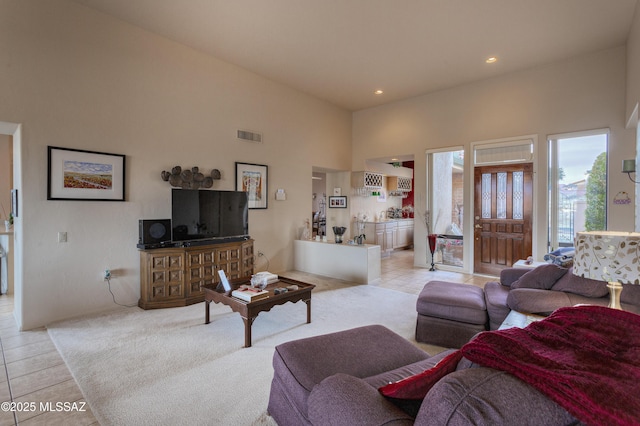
10,189,17,218
235,162,268,209
218,270,232,292
328,196,347,208
47,146,126,201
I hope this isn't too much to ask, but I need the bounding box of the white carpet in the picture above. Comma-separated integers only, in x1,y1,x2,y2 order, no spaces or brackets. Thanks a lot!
47,279,441,426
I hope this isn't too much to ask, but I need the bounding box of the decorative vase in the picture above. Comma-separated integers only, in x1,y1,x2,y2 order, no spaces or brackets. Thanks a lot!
428,234,437,271
332,226,347,244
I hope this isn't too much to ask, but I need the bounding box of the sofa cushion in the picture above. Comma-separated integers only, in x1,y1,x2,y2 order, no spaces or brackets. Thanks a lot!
499,268,529,287
378,350,463,400
510,264,568,290
416,367,579,425
274,325,429,393
308,374,414,426
270,325,430,422
622,283,640,306
483,281,511,330
364,349,457,389
506,288,572,315
551,267,608,298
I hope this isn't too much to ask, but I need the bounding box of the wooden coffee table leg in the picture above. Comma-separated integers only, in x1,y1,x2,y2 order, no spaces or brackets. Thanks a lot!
242,317,254,348
205,300,210,324
306,299,312,323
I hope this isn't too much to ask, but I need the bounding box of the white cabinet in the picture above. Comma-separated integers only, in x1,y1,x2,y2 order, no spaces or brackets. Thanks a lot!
385,224,395,252
364,222,392,257
364,220,413,256
352,171,384,189
395,220,414,249
387,176,412,192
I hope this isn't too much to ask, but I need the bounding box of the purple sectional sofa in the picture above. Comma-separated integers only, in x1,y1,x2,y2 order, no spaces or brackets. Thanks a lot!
485,265,640,327
417,264,640,347
267,265,640,425
267,324,580,425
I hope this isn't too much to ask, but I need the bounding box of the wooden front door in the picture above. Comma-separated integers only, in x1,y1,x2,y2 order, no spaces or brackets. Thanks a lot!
473,163,533,275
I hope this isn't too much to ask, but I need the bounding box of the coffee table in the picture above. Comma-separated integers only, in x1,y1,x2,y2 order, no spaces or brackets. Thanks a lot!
201,276,315,347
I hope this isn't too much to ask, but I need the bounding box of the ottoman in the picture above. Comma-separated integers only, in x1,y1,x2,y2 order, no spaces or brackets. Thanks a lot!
415,280,488,348
267,325,431,426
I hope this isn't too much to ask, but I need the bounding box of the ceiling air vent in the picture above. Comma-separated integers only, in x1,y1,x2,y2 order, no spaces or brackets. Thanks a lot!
237,130,263,143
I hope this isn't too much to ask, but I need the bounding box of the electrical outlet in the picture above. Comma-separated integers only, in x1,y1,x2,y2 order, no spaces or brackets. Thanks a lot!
58,232,67,243
103,269,111,281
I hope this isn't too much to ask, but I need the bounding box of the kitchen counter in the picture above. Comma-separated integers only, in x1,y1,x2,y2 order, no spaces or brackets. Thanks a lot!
293,239,381,284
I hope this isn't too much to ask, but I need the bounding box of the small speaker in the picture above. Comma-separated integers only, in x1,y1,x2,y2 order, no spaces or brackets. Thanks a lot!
138,219,171,245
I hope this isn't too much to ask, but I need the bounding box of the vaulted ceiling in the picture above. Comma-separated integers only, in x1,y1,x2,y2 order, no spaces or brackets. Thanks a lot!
75,0,638,111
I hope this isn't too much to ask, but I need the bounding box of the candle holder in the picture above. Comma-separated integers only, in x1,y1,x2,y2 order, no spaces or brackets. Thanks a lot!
428,234,437,271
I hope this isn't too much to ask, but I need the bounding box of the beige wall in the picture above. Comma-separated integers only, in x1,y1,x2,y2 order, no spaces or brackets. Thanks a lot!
627,3,640,124
0,135,11,220
627,3,640,231
354,46,636,269
0,0,351,329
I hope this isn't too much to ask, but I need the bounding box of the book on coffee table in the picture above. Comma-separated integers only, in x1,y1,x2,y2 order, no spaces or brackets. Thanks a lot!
231,286,269,302
253,271,279,285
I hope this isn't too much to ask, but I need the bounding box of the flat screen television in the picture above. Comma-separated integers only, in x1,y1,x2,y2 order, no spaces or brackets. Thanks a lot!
171,189,249,242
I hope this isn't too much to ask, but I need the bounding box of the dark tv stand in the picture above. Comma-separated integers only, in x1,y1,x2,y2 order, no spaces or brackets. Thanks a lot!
138,239,254,309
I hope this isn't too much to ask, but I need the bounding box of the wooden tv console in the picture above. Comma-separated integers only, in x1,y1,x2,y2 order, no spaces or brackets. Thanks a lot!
138,239,254,309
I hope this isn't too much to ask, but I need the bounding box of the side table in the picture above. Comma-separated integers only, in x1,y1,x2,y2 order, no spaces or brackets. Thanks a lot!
513,259,547,269
498,310,545,330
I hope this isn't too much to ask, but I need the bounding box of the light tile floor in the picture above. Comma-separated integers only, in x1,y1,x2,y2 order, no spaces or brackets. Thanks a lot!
375,248,491,294
0,249,493,426
0,296,98,425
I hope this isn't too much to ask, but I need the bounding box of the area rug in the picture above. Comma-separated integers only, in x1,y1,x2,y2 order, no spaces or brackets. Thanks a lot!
47,280,440,425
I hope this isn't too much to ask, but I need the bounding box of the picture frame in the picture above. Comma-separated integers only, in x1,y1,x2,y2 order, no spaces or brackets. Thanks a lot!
217,270,232,292
235,162,268,209
328,196,347,208
10,189,17,218
47,146,126,201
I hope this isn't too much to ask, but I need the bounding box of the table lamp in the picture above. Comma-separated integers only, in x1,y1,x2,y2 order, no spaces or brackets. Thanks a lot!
573,231,640,310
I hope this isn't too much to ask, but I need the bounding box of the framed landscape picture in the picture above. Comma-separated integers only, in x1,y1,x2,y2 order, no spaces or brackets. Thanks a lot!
47,146,126,201
235,162,268,209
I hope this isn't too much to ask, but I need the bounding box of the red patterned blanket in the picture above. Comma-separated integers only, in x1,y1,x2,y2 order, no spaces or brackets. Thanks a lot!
461,305,640,426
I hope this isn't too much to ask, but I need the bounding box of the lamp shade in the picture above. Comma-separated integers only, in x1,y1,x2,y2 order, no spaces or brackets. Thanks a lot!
573,231,640,284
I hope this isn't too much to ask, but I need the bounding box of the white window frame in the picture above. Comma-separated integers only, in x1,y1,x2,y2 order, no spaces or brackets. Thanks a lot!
547,128,609,251
425,146,465,272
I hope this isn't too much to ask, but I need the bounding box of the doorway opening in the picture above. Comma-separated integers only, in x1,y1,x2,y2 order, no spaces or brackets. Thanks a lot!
311,172,326,238
0,121,22,330
426,149,465,269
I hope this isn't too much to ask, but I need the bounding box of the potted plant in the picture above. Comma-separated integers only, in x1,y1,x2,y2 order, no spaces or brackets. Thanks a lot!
354,213,368,245
1,205,11,231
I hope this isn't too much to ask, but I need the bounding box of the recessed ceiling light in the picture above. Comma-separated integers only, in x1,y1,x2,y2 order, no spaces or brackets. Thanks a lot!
391,158,399,161
374,89,384,95
485,57,497,64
